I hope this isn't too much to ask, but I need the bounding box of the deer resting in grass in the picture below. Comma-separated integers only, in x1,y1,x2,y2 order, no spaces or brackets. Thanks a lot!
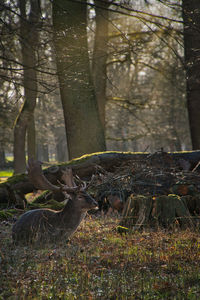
12,159,98,245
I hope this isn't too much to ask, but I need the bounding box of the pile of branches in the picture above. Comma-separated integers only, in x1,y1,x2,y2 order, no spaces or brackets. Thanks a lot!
89,150,200,199
87,151,200,227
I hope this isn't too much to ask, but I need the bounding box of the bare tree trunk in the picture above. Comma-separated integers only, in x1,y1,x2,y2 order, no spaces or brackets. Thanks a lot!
13,0,40,174
0,141,6,168
37,143,49,162
42,144,49,162
182,0,200,149
93,0,109,129
27,115,36,160
55,134,68,162
52,0,106,160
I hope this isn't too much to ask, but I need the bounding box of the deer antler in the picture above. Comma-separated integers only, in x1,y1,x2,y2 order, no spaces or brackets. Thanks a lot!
74,175,87,191
27,159,60,192
60,168,80,193
27,159,77,193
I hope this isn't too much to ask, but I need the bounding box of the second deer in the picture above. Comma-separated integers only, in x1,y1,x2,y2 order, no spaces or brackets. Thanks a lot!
12,159,98,245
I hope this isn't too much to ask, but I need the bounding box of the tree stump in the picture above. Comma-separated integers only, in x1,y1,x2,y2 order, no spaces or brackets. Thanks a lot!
120,194,195,230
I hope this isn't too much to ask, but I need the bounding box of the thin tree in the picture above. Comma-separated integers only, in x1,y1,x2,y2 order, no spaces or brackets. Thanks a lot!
13,0,40,173
92,0,110,129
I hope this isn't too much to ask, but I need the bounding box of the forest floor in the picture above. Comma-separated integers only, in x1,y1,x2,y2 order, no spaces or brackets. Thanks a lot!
0,215,200,299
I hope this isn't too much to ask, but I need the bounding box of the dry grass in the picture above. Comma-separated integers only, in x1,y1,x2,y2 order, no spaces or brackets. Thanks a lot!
0,215,200,299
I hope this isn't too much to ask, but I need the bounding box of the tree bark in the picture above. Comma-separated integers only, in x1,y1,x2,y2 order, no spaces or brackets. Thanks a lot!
13,0,40,174
182,0,200,149
120,194,195,230
37,143,49,162
0,142,6,168
55,136,68,162
93,0,109,129
27,115,36,160
52,0,106,160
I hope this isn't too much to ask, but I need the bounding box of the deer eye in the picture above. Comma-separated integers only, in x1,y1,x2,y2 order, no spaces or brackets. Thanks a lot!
77,193,85,201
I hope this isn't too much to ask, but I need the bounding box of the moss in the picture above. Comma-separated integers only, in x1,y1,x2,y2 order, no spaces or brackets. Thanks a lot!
28,199,65,211
57,151,105,167
169,150,199,154
116,225,129,234
58,151,148,167
0,209,17,221
167,194,181,200
6,173,27,185
32,190,50,203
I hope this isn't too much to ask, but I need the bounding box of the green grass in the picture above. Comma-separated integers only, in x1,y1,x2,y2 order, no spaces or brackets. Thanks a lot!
0,216,200,299
0,169,13,178
6,156,13,162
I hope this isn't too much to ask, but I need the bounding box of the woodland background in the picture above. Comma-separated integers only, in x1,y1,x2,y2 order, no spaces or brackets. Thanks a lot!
1,2,200,298
0,0,200,174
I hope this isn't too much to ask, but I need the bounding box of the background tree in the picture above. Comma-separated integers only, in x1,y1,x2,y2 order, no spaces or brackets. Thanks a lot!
104,1,190,152
92,0,110,129
182,0,200,150
52,0,106,160
1,0,198,168
35,92,68,162
13,0,41,173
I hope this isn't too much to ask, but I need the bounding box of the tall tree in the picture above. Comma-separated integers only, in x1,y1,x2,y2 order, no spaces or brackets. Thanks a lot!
13,0,40,173
182,0,200,150
92,0,110,129
52,0,106,160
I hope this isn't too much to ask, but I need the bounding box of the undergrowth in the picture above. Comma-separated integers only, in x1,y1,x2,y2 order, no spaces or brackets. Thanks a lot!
0,216,200,299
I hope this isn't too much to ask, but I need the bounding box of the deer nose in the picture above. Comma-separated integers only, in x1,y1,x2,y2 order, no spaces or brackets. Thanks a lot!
87,196,98,209
93,199,99,209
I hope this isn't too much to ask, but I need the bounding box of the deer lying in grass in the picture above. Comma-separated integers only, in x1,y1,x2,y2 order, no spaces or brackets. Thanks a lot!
12,159,98,245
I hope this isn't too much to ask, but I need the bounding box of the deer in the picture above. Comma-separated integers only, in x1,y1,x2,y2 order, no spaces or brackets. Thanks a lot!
12,159,98,245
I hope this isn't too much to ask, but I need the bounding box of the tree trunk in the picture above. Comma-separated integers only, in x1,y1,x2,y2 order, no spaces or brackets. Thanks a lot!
182,0,200,149
93,0,109,129
56,136,68,162
42,144,49,162
52,0,106,160
119,194,195,230
27,114,36,160
0,142,6,168
37,143,49,162
13,0,40,174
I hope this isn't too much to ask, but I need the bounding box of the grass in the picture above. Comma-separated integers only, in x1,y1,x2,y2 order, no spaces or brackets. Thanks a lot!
0,169,13,178
0,215,200,299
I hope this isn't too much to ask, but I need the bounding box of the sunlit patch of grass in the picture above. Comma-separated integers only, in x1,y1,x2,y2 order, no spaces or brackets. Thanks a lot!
0,216,200,299
5,156,13,162
0,169,13,180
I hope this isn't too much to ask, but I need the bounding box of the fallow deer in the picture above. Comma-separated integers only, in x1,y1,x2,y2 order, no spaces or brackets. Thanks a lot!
12,159,98,245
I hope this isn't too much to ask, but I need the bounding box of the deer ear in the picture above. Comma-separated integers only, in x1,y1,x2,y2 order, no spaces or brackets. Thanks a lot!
62,191,72,203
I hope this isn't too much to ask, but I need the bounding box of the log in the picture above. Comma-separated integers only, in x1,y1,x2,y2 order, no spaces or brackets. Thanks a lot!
1,150,200,208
